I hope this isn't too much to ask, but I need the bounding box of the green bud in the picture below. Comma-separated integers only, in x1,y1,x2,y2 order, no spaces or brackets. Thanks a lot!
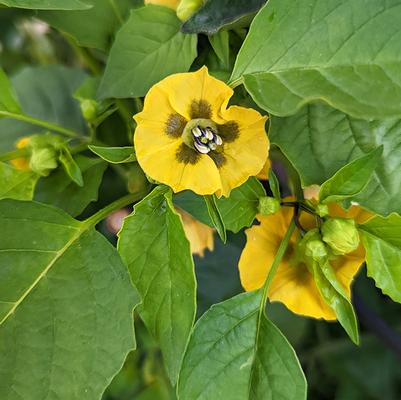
258,196,281,215
29,147,58,176
80,99,98,121
305,239,328,262
316,204,329,217
322,218,360,255
176,0,203,21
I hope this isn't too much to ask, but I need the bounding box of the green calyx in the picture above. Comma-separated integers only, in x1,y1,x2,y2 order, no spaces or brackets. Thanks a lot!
322,218,360,255
295,229,329,272
258,196,281,215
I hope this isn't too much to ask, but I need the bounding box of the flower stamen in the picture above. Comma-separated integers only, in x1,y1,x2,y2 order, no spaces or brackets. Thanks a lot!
191,125,223,154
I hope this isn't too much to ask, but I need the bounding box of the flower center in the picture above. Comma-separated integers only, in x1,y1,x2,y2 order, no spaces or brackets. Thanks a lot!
182,118,223,154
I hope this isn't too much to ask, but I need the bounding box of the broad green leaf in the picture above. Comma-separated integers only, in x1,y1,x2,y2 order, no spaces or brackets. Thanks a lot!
118,186,196,385
0,199,139,399
181,0,267,35
58,145,83,186
39,0,135,50
311,259,359,344
0,162,38,200
209,30,230,69
177,291,306,400
0,68,21,114
204,194,226,243
0,0,91,9
99,6,197,99
359,214,401,303
35,155,106,217
89,145,136,163
319,147,382,204
175,177,266,233
269,103,401,215
0,66,87,153
232,0,401,119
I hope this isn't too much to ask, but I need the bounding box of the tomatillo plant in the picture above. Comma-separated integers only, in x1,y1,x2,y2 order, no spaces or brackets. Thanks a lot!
1,1,401,400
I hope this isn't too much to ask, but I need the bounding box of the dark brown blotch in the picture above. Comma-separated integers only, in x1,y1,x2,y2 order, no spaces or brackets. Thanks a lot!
176,143,201,164
165,113,187,138
209,151,226,168
217,121,239,143
190,99,212,119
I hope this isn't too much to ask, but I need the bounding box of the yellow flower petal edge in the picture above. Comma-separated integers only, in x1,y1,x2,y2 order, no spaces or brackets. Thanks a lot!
134,67,269,197
10,136,31,171
177,208,214,257
238,204,366,320
144,0,180,10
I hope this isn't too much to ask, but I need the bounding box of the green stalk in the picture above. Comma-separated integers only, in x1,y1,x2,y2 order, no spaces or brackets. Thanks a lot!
0,148,29,162
0,111,81,138
84,190,148,228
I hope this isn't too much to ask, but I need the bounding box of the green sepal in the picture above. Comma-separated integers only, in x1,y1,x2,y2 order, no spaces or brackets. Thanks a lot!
204,194,227,243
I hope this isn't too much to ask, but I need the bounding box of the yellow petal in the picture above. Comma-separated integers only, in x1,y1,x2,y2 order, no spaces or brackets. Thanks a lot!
154,66,233,121
215,106,269,197
256,159,271,180
135,130,221,194
177,208,214,257
145,0,180,9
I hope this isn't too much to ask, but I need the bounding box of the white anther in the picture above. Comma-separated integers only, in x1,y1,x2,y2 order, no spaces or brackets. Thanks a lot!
192,126,202,137
194,141,210,154
205,128,214,140
214,134,223,145
209,142,217,150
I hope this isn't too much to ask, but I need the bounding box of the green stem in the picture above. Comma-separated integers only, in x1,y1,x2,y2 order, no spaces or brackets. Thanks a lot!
0,148,29,162
260,218,296,310
109,0,124,24
0,111,81,138
84,190,148,228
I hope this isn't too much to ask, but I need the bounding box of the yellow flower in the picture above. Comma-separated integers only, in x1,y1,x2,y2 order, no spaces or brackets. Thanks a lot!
238,203,371,320
10,136,31,171
144,0,180,9
177,208,214,257
134,67,268,197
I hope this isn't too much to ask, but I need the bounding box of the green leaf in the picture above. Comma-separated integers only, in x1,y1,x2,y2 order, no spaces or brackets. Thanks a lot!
35,155,107,217
89,145,136,164
359,214,401,303
209,30,230,69
232,0,401,119
0,66,87,153
0,199,139,399
319,147,383,204
177,291,307,400
0,0,91,9
0,162,38,200
118,186,196,385
175,177,266,233
0,68,21,114
204,194,227,243
181,0,267,35
58,145,83,186
311,259,359,344
39,0,135,50
269,103,401,215
268,169,280,200
99,6,197,99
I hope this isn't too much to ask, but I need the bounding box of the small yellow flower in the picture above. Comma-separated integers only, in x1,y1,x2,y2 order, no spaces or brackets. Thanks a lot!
238,203,371,320
134,67,269,197
177,208,214,257
10,136,31,171
144,0,180,9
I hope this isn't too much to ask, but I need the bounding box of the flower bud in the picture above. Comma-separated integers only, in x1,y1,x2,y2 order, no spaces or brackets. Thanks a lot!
176,0,203,21
258,196,281,216
80,99,98,122
29,147,58,176
322,218,360,255
296,229,328,265
316,204,329,217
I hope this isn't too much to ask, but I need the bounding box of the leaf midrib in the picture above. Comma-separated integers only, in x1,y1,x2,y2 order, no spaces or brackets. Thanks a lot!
0,221,87,326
